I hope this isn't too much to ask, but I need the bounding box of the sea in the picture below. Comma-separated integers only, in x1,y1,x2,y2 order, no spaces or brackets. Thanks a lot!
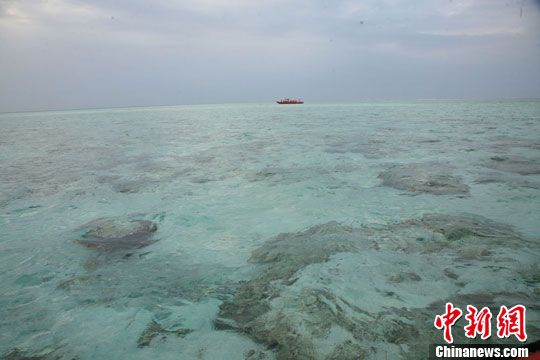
1,99,539,359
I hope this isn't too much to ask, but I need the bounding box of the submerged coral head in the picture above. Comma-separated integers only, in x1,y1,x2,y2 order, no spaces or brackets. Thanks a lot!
74,216,158,252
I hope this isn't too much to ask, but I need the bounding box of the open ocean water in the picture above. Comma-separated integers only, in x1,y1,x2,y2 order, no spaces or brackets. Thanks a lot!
0,100,539,359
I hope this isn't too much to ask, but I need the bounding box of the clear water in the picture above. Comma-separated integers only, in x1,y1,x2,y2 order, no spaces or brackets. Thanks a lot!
1,100,539,359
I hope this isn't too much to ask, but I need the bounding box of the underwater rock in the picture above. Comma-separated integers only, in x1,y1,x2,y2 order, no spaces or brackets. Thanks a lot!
474,171,540,189
403,214,522,243
218,222,373,359
137,320,193,347
381,213,530,257
443,268,459,280
217,216,538,360
249,221,363,281
74,215,157,252
111,181,141,193
378,163,470,195
483,156,540,176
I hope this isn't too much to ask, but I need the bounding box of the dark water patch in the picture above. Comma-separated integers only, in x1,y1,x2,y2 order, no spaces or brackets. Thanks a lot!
73,215,157,252
0,348,62,360
323,132,403,159
7,206,42,215
191,177,215,184
244,349,270,360
99,175,174,194
387,271,422,283
0,288,57,355
174,214,213,228
249,168,292,183
325,140,390,159
248,167,316,185
179,141,270,170
415,138,441,144
324,133,447,159
402,213,522,242
247,166,354,186
137,320,193,347
490,138,540,152
483,156,540,175
96,175,121,184
13,272,54,287
95,158,196,194
443,268,459,280
475,171,540,189
378,163,470,195
0,188,36,208
57,251,236,312
111,180,146,194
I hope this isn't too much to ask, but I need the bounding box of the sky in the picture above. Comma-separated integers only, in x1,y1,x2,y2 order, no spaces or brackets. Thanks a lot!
0,0,540,112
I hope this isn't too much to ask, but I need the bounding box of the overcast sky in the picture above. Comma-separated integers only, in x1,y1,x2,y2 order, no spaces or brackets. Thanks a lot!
1,0,539,112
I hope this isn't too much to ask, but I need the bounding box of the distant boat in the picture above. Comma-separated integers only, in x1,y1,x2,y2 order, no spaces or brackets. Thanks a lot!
276,98,303,104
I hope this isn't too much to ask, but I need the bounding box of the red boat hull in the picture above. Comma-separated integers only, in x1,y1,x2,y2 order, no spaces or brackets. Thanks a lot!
276,100,303,104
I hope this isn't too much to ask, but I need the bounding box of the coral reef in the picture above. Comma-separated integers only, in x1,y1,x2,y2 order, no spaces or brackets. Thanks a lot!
378,163,470,195
217,215,539,359
74,215,157,252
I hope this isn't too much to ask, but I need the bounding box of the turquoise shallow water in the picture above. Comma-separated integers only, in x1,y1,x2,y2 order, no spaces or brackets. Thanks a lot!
1,100,539,359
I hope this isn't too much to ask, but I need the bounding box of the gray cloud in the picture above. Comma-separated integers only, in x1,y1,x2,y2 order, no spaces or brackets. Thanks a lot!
1,0,539,112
